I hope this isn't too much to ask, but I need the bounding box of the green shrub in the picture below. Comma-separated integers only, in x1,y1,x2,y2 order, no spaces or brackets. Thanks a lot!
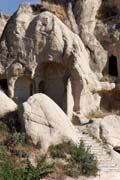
4,132,26,147
6,113,21,133
23,155,54,180
49,140,98,177
0,122,10,145
87,107,105,119
66,140,98,177
49,141,71,159
0,152,54,180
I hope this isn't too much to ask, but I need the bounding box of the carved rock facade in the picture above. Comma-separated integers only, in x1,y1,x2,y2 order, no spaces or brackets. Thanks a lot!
0,1,118,117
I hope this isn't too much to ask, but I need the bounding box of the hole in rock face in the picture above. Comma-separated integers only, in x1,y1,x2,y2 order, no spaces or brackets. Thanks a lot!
39,81,45,93
38,62,70,113
113,146,120,154
0,79,8,94
31,4,48,13
14,77,32,104
31,4,42,12
98,1,118,19
108,55,118,77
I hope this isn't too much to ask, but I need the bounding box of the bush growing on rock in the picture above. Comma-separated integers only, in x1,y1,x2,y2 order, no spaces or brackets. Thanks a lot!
0,152,54,180
49,140,98,177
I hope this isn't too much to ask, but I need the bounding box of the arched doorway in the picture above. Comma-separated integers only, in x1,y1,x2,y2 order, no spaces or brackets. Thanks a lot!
108,55,118,76
14,76,32,104
38,62,70,112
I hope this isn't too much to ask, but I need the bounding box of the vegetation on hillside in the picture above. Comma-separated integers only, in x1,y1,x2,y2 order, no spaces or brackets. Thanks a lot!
0,117,98,179
49,141,98,177
0,152,54,180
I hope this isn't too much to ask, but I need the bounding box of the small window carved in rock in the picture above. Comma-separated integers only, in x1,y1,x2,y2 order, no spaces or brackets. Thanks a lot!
113,146,120,154
0,79,8,94
108,55,118,77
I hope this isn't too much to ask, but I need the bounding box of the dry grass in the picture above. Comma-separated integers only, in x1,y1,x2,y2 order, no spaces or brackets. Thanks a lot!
0,122,9,144
101,74,115,83
87,107,120,119
87,108,107,119
41,1,68,22
31,1,72,29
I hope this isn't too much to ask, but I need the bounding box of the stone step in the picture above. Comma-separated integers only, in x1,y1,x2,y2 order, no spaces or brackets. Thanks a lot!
90,149,109,154
93,154,112,159
80,137,96,141
97,159,112,162
82,141,97,144
89,151,107,156
90,151,107,155
99,165,117,168
76,133,119,173
99,167,120,171
97,158,113,161
84,143,101,147
89,148,105,152
98,163,117,166
98,164,116,167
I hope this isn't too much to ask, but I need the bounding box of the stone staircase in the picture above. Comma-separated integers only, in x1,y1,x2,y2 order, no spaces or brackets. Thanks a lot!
76,128,120,174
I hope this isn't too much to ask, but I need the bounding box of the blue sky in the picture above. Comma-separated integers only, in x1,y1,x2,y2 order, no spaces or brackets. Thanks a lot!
0,0,40,15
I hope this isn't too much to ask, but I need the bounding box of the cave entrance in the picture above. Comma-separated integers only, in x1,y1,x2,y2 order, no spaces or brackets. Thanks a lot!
108,55,118,76
14,76,32,104
39,62,70,113
0,79,8,94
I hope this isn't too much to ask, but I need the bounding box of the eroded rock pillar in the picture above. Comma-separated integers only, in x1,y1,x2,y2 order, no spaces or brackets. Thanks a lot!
74,0,107,73
70,67,83,113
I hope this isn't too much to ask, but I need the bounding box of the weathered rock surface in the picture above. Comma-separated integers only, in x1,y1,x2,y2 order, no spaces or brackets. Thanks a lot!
87,115,120,166
74,0,107,73
0,90,17,118
87,115,120,147
95,0,120,79
46,0,108,73
19,93,79,150
0,12,9,37
100,115,120,147
0,3,115,116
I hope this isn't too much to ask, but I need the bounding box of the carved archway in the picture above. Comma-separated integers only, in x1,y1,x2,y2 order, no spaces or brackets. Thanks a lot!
14,76,32,104
35,62,70,113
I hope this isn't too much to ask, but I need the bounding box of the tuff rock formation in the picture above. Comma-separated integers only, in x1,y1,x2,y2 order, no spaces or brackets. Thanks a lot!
44,0,108,73
0,2,115,118
0,12,9,37
0,90,17,118
0,1,120,178
19,93,79,150
94,0,120,111
87,115,120,147
95,0,120,77
87,115,120,167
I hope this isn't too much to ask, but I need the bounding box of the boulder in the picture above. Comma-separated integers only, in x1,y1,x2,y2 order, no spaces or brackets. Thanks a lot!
0,90,17,118
19,93,79,150
100,115,120,147
87,115,120,147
